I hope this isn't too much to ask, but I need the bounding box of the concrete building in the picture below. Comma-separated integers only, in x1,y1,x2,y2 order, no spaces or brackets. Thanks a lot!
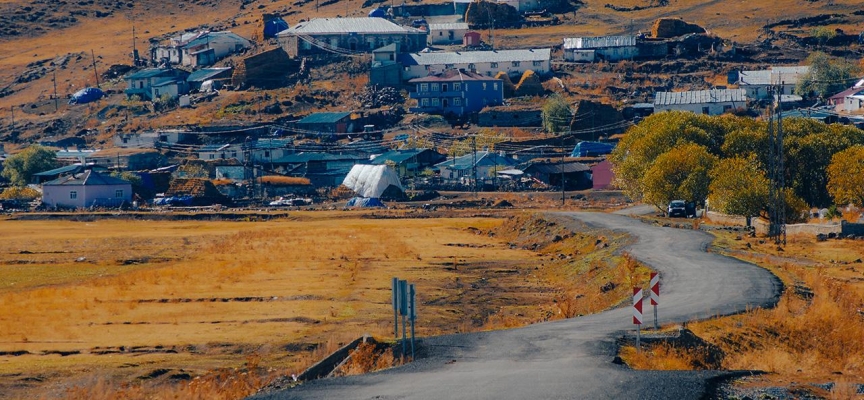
277,17,428,57
399,48,552,80
152,31,252,67
562,36,638,62
123,68,189,101
734,66,809,99
409,69,503,116
429,22,469,45
42,170,132,209
654,89,747,115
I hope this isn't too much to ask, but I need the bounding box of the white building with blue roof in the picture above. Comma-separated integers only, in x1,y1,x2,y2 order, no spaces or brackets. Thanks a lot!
398,48,551,79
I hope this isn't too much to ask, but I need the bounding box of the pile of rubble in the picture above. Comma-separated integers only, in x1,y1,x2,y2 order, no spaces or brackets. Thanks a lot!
358,86,403,109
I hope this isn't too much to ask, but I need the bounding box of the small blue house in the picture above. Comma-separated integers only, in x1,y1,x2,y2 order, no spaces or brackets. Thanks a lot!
409,69,503,117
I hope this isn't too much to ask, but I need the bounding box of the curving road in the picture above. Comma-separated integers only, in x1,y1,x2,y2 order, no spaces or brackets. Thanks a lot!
252,211,781,400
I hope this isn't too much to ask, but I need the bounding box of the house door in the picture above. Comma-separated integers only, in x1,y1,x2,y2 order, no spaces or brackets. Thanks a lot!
443,99,449,108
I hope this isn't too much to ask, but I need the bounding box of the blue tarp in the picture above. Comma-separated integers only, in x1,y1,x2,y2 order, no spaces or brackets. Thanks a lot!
69,87,104,105
571,141,615,157
263,18,289,38
154,195,194,206
346,197,386,208
368,8,386,18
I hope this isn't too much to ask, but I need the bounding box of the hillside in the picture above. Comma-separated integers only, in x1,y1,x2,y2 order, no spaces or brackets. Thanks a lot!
1,0,863,147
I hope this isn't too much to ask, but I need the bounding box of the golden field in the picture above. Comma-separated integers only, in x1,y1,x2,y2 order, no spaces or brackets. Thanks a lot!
0,211,642,399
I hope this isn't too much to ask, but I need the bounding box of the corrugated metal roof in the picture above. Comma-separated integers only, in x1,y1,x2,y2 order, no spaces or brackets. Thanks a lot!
409,68,499,82
562,35,636,50
297,112,352,124
187,68,232,82
271,153,366,163
43,170,131,186
738,66,809,86
124,68,179,80
399,48,551,66
279,17,422,35
654,89,747,106
184,31,249,49
429,23,469,31
434,151,517,171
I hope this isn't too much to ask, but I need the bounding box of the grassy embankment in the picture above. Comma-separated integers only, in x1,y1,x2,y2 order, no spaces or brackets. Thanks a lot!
0,210,646,399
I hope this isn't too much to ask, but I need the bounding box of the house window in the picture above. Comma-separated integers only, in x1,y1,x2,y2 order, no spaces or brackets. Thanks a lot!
209,154,215,159
420,83,428,92
482,83,487,90
442,83,448,92
404,66,410,71
468,63,475,70
431,83,439,91
533,60,542,66
453,82,461,91
432,98,440,106
115,189,124,198
702,107,710,114
264,151,270,158
490,62,498,68
493,82,498,90
512,61,520,67
723,105,732,112
70,191,77,200
453,97,462,106
231,151,237,158
445,64,454,69
421,98,429,107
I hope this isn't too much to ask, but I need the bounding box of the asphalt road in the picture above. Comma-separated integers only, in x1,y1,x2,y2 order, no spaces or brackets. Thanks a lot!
252,211,782,400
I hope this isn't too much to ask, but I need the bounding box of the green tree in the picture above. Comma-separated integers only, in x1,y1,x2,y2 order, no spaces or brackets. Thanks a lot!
708,156,769,219
1,145,58,186
110,171,146,198
640,143,717,210
795,52,859,98
811,27,837,47
541,95,572,134
827,145,864,207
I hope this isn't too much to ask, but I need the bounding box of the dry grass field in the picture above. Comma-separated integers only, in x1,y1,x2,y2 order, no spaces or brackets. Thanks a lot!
620,223,864,396
0,210,644,399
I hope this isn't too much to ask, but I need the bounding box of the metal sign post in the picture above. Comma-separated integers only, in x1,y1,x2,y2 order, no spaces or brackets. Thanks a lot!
392,277,399,339
409,283,416,360
399,279,408,358
633,287,643,352
650,272,660,330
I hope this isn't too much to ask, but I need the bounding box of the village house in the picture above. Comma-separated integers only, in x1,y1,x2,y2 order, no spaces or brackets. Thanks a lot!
124,68,190,101
521,159,592,190
398,48,552,80
428,23,469,45
732,66,809,99
271,153,367,187
828,79,864,112
152,31,252,67
277,17,428,57
562,35,638,62
478,105,542,127
591,159,615,190
370,148,446,178
370,43,403,87
41,170,132,209
409,69,504,117
198,144,244,162
295,112,355,134
435,151,518,182
653,89,748,115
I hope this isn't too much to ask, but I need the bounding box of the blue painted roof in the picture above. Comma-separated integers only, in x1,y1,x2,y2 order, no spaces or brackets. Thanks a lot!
297,112,352,124
124,68,179,80
187,68,232,82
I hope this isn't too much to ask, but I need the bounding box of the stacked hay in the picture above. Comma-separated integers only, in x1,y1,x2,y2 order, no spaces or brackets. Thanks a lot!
570,100,626,138
514,70,544,97
651,18,706,38
495,71,517,97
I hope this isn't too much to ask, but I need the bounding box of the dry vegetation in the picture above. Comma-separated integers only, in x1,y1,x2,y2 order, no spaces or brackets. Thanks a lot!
0,210,641,399
619,224,864,396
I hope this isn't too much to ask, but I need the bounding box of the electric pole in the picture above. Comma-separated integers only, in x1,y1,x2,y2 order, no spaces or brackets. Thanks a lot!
471,135,477,196
767,83,786,245
53,69,59,112
91,49,100,88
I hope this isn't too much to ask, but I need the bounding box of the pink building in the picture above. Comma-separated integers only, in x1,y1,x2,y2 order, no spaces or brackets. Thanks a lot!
591,159,615,190
42,170,132,209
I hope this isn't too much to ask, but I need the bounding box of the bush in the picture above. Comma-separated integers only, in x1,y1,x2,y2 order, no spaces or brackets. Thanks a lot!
0,186,40,201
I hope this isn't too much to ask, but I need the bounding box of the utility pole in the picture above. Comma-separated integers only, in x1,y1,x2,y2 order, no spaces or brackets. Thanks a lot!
561,132,566,206
91,49,100,88
767,83,786,245
53,69,59,112
9,106,14,132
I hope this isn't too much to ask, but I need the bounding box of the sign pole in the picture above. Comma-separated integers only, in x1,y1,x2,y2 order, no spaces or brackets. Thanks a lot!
409,283,416,360
399,279,408,359
633,287,643,352
392,277,399,339
650,272,660,330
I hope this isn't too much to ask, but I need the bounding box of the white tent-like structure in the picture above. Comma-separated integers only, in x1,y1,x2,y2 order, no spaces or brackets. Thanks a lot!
342,164,404,198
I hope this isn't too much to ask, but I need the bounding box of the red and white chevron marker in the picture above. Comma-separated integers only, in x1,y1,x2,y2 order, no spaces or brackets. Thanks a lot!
650,272,660,306
633,287,643,351
650,272,660,330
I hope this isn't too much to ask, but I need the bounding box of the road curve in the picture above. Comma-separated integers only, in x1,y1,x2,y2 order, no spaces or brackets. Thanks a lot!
252,211,781,400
